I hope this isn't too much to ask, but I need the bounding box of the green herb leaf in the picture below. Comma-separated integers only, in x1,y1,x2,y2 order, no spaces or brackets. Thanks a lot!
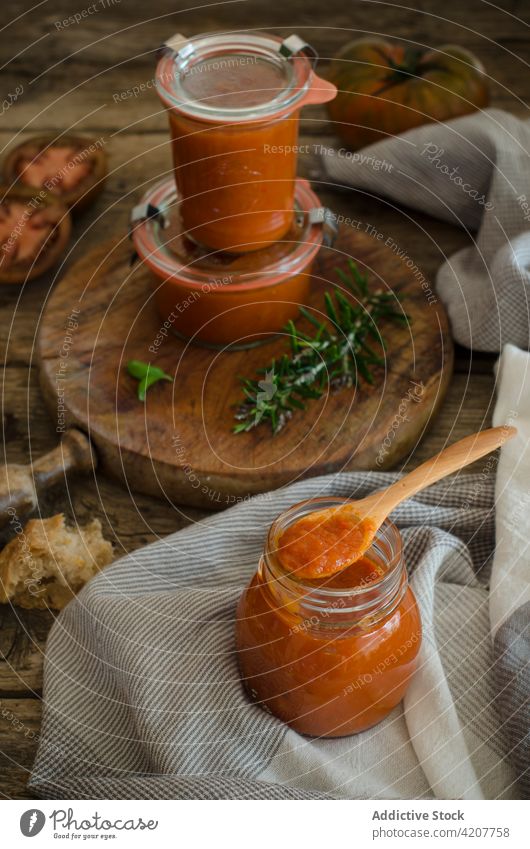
127,360,150,379
127,360,173,402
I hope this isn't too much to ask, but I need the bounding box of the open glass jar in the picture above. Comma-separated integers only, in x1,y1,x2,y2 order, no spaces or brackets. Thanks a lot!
131,177,333,349
236,497,422,737
156,31,336,252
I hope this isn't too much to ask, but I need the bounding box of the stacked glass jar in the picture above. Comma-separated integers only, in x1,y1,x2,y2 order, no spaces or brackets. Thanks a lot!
131,31,337,348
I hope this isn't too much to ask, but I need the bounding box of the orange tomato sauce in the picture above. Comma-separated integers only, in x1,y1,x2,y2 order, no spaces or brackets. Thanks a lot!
134,177,322,348
236,549,421,737
276,511,377,579
166,58,300,252
307,554,384,590
152,264,312,348
152,198,313,347
169,110,298,252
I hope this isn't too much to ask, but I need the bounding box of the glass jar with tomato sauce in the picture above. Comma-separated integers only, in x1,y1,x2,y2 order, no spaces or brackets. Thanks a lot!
156,32,336,252
236,497,422,737
131,177,334,349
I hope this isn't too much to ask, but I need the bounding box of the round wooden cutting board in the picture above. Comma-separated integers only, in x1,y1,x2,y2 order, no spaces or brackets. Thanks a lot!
37,226,453,509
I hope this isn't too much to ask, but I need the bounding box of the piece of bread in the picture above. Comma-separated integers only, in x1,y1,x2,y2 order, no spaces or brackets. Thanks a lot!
0,514,113,610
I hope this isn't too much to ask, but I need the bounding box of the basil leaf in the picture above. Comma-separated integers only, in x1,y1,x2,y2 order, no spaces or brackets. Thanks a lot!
127,360,150,379
127,360,173,401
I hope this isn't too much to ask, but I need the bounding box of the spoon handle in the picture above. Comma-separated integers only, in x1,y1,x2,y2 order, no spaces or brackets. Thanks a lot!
374,425,517,515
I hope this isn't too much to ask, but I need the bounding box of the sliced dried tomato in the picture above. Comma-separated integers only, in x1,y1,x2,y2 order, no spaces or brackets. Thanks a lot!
0,186,71,284
3,134,108,213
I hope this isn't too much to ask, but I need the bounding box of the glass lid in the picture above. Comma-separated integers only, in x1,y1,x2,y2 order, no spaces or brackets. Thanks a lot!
156,32,315,122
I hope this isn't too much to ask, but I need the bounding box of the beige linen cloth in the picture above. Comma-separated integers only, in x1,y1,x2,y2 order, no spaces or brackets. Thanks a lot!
319,108,530,352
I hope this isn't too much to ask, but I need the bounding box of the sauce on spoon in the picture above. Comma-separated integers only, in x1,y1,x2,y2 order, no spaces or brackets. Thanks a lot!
276,427,517,581
277,511,376,579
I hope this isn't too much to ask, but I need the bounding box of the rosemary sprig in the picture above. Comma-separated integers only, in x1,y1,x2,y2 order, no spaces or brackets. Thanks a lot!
234,260,408,434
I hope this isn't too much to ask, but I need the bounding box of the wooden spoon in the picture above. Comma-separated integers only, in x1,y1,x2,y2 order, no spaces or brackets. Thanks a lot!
277,425,517,579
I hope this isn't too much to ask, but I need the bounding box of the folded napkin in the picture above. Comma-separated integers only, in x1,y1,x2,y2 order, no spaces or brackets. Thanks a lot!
30,375,528,799
319,109,530,352
490,344,530,796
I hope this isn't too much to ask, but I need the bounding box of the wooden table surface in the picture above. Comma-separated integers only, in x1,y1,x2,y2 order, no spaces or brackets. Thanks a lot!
0,0,527,798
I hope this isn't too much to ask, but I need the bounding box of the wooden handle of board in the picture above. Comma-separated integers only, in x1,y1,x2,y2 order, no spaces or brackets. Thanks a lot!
0,428,96,527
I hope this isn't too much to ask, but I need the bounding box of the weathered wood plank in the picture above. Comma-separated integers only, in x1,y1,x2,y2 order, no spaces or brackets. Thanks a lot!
0,768,37,799
0,368,206,537
0,698,41,798
2,0,529,132
0,607,52,695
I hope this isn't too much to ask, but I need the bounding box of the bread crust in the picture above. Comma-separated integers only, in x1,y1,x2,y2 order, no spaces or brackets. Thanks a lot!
0,514,113,610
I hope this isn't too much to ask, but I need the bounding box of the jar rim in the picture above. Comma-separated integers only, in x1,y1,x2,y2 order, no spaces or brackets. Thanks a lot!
265,496,404,604
131,177,324,290
155,31,313,122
